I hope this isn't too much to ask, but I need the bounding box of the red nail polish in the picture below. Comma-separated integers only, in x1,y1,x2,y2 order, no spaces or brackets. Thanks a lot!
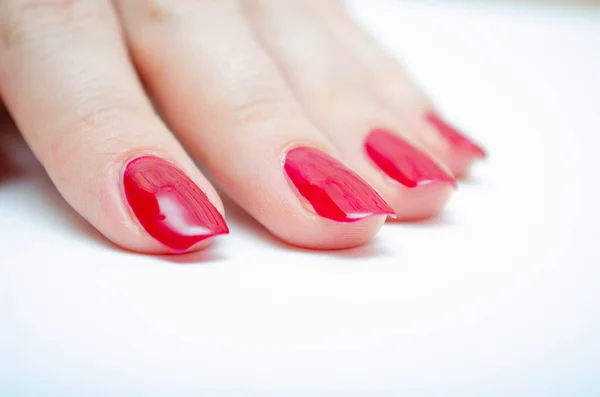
426,112,487,158
123,156,228,251
284,147,394,222
365,129,456,188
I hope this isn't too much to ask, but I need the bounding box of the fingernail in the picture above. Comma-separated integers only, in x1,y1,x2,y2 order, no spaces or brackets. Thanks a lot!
123,156,229,251
426,112,487,158
284,147,394,222
365,129,457,188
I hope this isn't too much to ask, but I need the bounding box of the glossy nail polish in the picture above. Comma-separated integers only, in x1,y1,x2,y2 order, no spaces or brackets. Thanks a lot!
426,112,487,158
123,156,228,251
284,147,394,222
365,129,456,188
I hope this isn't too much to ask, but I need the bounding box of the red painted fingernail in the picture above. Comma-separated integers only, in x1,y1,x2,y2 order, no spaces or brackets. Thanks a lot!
365,129,457,188
284,147,394,222
123,156,228,251
426,112,487,158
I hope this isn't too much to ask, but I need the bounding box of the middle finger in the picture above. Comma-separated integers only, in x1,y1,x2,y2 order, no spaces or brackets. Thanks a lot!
114,0,394,249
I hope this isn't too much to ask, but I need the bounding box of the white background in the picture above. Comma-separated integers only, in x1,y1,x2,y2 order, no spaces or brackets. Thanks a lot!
1,1,599,396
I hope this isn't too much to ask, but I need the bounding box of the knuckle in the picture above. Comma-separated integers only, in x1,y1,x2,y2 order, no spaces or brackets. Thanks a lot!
215,67,291,125
122,0,237,24
1,0,102,48
136,0,177,22
43,97,147,175
228,94,285,125
68,95,147,134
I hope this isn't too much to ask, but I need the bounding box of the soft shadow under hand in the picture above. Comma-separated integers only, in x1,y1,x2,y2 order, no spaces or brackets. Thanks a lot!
459,177,485,187
221,195,390,260
0,113,25,183
385,212,455,228
0,118,113,249
156,244,225,265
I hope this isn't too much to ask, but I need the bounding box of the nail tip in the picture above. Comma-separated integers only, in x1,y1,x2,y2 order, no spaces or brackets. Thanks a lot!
475,148,488,159
171,228,230,252
410,177,458,189
215,226,230,237
464,143,487,159
203,224,230,240
341,210,396,223
426,112,488,159
379,202,398,218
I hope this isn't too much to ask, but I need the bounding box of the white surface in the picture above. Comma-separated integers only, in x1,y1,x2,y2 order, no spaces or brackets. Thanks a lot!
1,1,599,396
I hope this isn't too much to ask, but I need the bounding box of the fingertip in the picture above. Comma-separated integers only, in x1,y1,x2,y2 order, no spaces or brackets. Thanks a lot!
275,214,387,251
386,182,455,221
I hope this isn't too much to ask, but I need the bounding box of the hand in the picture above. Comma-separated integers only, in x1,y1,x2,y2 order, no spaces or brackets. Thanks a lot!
0,0,485,254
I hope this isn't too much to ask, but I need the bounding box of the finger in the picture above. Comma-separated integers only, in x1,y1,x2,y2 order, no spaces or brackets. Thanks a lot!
115,0,393,249
0,0,228,254
329,4,487,177
243,0,456,220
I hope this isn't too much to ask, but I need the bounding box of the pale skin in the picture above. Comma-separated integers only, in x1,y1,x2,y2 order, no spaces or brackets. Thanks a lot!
0,0,484,254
